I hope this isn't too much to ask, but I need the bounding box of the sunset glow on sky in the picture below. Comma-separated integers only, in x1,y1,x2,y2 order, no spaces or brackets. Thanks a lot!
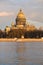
0,0,43,29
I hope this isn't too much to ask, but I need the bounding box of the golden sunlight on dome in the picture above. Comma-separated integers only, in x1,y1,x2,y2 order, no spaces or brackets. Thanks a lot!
17,9,26,19
16,9,26,25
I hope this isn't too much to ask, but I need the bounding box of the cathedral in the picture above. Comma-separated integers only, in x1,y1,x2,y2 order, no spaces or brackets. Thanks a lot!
5,9,36,33
4,9,43,38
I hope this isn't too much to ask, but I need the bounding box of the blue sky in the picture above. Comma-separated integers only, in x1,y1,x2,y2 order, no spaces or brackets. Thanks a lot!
0,0,43,29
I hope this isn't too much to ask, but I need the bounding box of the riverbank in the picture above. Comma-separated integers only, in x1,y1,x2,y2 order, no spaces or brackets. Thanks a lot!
0,38,43,42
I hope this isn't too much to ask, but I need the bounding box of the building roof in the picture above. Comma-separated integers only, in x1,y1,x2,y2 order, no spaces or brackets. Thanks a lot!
17,9,26,19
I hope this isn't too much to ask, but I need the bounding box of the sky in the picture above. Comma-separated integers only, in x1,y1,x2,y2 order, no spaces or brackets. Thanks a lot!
0,0,43,30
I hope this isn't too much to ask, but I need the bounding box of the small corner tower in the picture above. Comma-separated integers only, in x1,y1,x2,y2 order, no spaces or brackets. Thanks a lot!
16,9,26,26
11,22,15,27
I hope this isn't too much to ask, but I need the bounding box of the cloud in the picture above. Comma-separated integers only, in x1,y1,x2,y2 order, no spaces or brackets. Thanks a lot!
36,0,43,2
0,0,42,30
0,12,14,16
29,12,37,19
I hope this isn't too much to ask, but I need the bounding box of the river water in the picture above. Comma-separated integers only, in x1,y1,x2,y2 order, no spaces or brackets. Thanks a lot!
0,42,43,65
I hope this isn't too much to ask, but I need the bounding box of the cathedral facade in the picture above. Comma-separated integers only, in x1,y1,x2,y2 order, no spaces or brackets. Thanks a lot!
5,9,36,33
4,9,43,38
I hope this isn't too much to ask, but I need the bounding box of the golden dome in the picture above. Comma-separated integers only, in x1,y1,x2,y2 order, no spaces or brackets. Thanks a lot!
16,9,26,25
17,9,26,19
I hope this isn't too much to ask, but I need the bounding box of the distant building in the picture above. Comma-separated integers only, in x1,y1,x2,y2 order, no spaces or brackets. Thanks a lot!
5,26,10,34
5,9,36,32
2,9,43,38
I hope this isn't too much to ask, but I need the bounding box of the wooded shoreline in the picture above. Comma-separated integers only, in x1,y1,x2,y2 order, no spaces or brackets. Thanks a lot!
0,38,43,42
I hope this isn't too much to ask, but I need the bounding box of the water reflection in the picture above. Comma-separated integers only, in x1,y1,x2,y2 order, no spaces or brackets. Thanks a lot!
0,42,43,65
16,42,26,65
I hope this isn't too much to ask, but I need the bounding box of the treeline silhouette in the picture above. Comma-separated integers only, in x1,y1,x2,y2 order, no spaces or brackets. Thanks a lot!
24,30,43,38
0,29,43,38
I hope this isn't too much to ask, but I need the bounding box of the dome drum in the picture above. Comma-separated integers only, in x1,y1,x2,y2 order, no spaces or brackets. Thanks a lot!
16,18,26,25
